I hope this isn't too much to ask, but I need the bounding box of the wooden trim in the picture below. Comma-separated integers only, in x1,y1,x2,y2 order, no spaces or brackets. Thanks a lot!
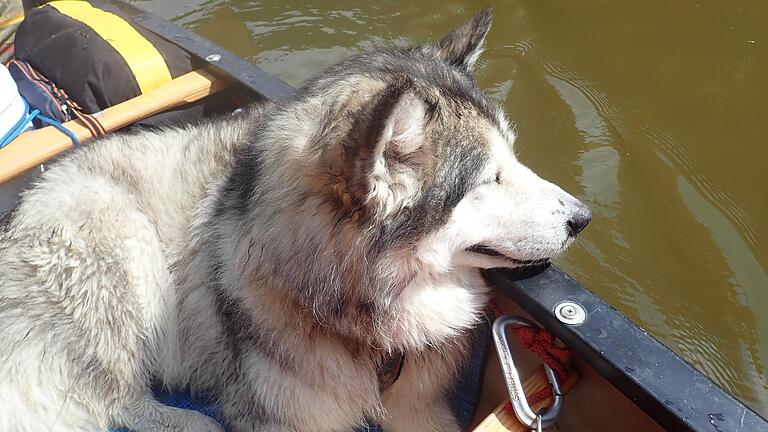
0,67,228,185
473,369,578,432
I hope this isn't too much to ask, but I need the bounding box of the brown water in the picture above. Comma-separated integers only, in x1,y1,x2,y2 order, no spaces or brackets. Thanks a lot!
135,0,768,416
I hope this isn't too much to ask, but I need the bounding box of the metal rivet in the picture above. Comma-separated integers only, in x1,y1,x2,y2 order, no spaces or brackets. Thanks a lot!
205,53,221,62
554,301,586,325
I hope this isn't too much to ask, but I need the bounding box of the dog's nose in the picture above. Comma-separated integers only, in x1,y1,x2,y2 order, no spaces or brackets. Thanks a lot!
567,205,592,237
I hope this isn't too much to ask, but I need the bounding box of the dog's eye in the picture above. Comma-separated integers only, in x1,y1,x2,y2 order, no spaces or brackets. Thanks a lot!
481,171,502,186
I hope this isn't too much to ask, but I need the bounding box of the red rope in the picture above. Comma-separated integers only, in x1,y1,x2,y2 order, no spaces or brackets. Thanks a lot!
512,326,571,404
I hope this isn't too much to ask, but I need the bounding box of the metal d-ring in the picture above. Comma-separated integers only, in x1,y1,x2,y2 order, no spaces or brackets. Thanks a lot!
491,314,564,429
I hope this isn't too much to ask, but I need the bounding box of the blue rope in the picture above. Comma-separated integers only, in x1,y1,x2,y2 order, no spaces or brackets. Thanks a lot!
0,100,33,149
0,100,80,149
36,112,81,147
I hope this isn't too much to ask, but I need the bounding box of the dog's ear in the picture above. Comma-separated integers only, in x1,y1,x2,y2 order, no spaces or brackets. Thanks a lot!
346,80,429,217
370,84,427,160
432,7,493,73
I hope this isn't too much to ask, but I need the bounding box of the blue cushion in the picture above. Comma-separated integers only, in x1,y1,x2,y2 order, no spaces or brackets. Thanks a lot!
110,323,490,432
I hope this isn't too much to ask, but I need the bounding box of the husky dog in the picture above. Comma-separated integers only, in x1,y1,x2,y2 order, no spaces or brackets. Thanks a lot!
0,8,590,432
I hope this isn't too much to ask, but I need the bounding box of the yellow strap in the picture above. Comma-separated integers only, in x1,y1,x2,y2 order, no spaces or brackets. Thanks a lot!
48,1,172,94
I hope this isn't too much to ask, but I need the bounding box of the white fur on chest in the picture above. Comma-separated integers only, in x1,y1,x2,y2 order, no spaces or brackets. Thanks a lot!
383,268,489,352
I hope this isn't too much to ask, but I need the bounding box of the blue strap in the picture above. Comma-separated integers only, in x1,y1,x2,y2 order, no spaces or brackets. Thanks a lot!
0,100,81,149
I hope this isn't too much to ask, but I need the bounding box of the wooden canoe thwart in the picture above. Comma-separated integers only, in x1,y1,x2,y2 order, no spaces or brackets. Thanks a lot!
473,368,579,432
0,67,229,185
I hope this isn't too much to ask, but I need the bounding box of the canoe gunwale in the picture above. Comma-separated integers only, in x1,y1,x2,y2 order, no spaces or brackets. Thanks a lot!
109,0,296,101
486,266,768,431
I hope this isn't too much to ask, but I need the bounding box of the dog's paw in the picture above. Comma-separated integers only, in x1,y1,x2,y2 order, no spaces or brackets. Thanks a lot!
120,401,225,432
171,410,225,432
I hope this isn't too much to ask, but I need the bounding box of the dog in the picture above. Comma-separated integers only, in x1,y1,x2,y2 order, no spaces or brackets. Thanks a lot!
0,7,590,432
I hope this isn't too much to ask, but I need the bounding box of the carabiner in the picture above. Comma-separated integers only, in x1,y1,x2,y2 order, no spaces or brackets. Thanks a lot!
492,314,563,429
532,413,543,432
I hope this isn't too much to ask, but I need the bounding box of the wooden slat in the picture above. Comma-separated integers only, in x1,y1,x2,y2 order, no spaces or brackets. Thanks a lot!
473,369,579,432
0,67,228,184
